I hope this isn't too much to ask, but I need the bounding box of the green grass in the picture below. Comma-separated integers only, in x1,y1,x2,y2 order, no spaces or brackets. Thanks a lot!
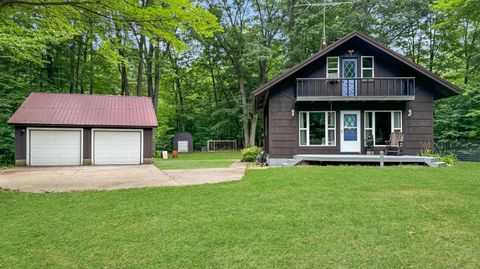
154,151,241,170
1,163,480,268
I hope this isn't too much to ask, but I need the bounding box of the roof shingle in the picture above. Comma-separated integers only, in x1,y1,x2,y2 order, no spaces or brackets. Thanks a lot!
8,92,158,127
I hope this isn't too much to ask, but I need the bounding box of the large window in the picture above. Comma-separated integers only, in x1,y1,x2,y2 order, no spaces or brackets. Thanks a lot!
300,111,336,146
326,57,339,78
365,111,402,146
361,56,374,78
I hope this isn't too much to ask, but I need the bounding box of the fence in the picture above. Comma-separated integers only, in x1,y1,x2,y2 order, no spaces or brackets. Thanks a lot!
207,140,238,152
435,140,480,162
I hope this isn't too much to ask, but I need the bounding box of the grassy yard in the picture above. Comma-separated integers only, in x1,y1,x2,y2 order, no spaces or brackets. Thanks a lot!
1,163,480,268
154,151,241,170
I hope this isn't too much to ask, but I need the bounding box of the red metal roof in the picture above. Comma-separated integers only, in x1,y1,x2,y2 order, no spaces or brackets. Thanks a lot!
8,92,158,127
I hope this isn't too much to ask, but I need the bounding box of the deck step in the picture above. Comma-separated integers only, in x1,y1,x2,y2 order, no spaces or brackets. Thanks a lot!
428,161,447,168
281,159,299,167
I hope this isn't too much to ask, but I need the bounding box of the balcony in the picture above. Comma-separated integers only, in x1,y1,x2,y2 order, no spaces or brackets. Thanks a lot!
296,77,415,101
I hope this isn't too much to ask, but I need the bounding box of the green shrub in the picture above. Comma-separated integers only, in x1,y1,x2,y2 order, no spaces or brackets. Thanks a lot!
240,147,262,162
437,153,460,165
422,151,459,165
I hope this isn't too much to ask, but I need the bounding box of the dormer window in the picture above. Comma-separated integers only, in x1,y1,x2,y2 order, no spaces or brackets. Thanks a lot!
326,57,339,78
361,56,374,78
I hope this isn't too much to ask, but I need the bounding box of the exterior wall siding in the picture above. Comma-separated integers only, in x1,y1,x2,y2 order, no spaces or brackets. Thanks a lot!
14,126,27,166
143,128,154,163
266,57,436,158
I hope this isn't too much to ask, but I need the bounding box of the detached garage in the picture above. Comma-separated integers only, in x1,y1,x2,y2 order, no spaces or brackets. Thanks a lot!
8,92,158,166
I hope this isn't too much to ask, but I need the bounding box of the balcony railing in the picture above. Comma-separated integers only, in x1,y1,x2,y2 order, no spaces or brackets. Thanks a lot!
296,77,415,101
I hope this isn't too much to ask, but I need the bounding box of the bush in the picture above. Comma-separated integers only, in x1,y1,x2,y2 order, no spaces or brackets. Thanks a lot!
437,153,460,165
422,151,460,165
240,147,262,162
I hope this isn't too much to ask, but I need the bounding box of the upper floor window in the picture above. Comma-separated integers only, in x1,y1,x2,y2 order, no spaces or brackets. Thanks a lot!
326,57,339,78
361,56,374,78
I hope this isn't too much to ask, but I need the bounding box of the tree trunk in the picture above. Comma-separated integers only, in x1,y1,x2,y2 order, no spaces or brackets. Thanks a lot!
152,40,161,113
69,40,76,93
146,42,154,97
74,35,82,93
248,114,258,147
89,20,94,94
238,73,250,148
136,34,145,96
287,0,296,64
80,35,88,94
89,37,94,94
120,61,129,95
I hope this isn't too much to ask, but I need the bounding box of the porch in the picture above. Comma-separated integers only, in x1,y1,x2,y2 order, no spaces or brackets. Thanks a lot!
268,154,446,168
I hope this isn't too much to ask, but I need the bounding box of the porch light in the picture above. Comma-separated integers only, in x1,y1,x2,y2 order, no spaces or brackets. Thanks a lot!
291,109,295,118
20,128,25,135
407,109,413,117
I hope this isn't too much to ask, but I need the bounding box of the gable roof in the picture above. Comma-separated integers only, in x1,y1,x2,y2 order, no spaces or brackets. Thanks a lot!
253,31,462,112
8,92,158,128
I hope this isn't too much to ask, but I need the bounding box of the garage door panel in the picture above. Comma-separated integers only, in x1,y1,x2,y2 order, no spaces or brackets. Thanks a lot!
94,131,141,165
29,130,81,166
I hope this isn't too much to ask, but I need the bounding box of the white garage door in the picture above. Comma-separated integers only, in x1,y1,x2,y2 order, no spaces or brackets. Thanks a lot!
29,129,82,166
94,130,142,165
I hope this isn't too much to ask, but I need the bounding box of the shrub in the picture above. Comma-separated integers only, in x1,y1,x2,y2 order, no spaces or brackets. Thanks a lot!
437,153,460,165
422,151,460,165
241,147,262,162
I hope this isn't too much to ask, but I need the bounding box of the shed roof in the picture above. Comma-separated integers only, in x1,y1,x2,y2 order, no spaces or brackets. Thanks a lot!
8,92,158,128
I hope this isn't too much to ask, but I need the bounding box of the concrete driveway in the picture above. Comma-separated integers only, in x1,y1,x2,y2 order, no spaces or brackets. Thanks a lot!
0,162,246,193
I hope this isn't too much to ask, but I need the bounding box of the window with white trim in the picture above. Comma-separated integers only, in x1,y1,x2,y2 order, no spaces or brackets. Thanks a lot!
361,56,374,78
364,111,402,146
300,111,336,146
326,57,339,78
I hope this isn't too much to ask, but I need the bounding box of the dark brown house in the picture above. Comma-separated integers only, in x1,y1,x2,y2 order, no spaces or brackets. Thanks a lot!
8,93,157,166
253,31,461,166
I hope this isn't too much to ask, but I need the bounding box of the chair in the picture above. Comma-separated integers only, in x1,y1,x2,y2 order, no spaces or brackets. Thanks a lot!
385,132,404,155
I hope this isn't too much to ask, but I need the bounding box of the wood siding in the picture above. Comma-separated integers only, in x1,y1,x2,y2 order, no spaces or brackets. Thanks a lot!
14,126,26,160
143,128,154,158
266,49,435,158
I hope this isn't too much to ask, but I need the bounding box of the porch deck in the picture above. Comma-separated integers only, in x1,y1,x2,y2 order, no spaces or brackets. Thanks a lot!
270,154,446,167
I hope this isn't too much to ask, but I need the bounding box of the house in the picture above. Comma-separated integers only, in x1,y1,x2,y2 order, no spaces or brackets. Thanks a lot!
8,92,157,166
252,31,462,166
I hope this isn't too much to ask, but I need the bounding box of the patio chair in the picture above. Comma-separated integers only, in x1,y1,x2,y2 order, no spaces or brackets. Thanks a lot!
385,132,404,155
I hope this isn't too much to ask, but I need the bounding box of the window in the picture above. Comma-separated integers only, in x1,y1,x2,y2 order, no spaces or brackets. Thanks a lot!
326,57,339,78
361,56,374,78
299,111,336,146
364,111,402,146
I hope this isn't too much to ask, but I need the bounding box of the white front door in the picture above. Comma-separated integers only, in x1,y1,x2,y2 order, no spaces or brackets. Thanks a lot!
340,111,361,153
93,130,142,165
29,129,82,166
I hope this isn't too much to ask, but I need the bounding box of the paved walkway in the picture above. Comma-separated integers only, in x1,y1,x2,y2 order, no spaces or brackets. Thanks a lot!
0,162,247,193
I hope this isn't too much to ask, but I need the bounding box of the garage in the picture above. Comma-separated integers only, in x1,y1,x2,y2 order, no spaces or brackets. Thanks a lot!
93,130,142,165
29,129,82,166
8,92,158,166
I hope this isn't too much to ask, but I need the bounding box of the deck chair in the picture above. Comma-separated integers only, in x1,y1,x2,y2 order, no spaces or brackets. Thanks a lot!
385,132,404,155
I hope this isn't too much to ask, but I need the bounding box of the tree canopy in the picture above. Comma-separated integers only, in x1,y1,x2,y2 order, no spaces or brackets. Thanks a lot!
0,0,479,165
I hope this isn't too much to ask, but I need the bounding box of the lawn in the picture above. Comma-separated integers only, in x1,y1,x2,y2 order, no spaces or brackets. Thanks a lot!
1,163,480,268
154,151,241,170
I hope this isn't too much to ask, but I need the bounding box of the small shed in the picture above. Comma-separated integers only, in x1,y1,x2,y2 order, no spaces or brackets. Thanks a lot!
173,132,193,153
